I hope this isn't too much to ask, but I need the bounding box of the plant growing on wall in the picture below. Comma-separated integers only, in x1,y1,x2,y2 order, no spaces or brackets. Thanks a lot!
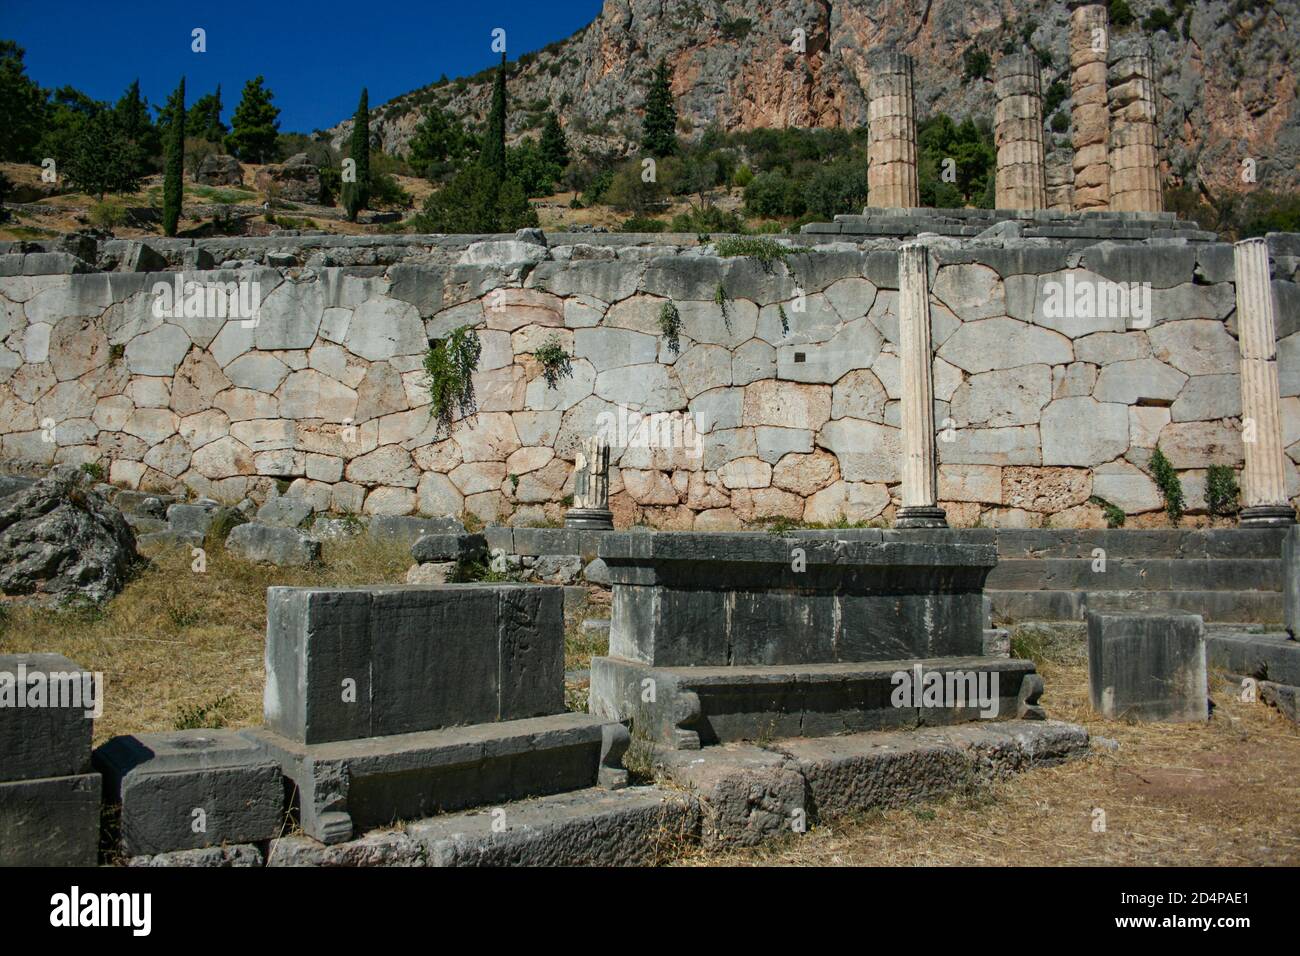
658,301,683,355
1148,447,1186,522
778,303,789,336
714,282,731,333
1088,495,1126,529
1205,465,1240,517
534,335,573,389
423,325,481,435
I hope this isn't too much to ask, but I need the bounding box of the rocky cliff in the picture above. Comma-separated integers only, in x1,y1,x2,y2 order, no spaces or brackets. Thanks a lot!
332,0,1299,196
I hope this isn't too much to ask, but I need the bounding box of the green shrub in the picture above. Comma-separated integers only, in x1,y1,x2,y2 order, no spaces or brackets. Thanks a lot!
1088,495,1126,528
80,461,105,482
1051,112,1070,133
620,216,666,232
534,335,573,389
89,200,126,231
1149,447,1186,522
658,301,682,355
962,48,991,83
1109,0,1136,28
1205,465,1240,517
423,325,482,435
669,205,745,233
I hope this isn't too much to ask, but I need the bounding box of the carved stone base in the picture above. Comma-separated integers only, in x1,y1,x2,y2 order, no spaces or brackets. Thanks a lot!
894,506,949,529
1239,504,1296,528
564,507,614,530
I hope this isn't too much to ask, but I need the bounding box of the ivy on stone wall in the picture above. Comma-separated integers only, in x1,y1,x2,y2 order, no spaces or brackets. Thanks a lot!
534,335,573,389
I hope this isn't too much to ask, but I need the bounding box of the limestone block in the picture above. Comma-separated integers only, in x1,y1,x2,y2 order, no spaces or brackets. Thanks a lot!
1087,612,1207,722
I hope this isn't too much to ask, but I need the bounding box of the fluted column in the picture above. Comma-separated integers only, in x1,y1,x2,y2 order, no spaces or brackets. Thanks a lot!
1234,238,1295,527
565,434,614,529
1107,38,1163,212
895,242,946,529
1069,2,1110,210
867,50,919,209
994,53,1048,210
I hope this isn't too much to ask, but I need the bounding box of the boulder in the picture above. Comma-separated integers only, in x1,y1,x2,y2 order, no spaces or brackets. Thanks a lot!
196,154,243,187
224,523,321,566
253,153,322,205
0,468,138,603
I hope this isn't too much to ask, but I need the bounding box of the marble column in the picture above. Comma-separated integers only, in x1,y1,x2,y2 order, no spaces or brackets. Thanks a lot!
867,50,919,209
565,434,614,530
895,241,947,529
1107,38,1163,212
994,53,1048,211
1069,2,1110,210
1234,238,1295,526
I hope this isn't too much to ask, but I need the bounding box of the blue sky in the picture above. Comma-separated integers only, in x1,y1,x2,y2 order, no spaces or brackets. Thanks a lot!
3,0,603,132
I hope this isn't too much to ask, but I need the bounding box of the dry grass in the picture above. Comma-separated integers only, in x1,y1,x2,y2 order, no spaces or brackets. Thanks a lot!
684,639,1300,867
0,539,410,744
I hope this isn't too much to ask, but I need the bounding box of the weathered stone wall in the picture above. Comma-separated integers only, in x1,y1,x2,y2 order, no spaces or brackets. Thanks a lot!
1,231,1297,530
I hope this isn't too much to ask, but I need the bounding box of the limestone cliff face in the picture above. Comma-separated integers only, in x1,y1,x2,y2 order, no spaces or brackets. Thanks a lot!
333,0,1299,195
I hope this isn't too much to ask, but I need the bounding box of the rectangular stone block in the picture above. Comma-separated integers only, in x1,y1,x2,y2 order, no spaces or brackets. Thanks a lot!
600,532,995,667
264,584,564,744
0,773,101,866
1286,526,1298,637
0,653,96,783
94,730,285,857
1087,612,1207,721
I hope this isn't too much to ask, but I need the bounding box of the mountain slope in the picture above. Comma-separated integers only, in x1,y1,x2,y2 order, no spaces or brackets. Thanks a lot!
331,0,1300,196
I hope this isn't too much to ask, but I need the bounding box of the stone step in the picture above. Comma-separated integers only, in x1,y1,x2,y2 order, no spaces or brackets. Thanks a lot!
591,655,1043,750
236,719,1085,865
988,588,1283,624
987,557,1282,591
993,528,1288,560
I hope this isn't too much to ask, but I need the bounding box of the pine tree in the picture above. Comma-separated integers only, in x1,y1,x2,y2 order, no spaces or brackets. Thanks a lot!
480,54,508,182
189,84,227,143
642,59,678,158
65,109,141,200
226,76,280,163
0,41,47,162
162,77,185,236
539,110,569,170
343,88,370,221
113,80,158,168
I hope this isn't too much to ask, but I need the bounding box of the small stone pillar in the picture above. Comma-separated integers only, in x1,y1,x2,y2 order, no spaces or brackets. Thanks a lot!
895,242,946,529
1234,238,1296,527
1068,2,1110,210
866,50,919,209
1107,38,1163,213
565,435,614,530
994,54,1048,211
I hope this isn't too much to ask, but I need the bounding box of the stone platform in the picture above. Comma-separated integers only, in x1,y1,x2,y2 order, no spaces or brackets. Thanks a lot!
802,206,1215,243
243,712,628,844
592,655,1043,749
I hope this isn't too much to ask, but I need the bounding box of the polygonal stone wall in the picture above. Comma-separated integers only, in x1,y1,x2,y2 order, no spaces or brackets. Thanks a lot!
1,232,1297,531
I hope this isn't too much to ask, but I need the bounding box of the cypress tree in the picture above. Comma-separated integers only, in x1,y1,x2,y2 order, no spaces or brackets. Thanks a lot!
162,77,185,237
480,54,508,182
539,110,569,169
344,88,370,221
642,59,678,158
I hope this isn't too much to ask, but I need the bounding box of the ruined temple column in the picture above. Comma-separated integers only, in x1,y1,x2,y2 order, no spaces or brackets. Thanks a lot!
994,53,1048,211
1234,239,1296,527
867,50,919,209
565,434,614,530
1107,38,1164,213
895,242,947,529
1068,2,1110,210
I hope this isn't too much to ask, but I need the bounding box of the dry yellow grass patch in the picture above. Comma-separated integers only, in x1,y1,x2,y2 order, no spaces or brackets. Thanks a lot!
683,653,1300,867
0,539,410,745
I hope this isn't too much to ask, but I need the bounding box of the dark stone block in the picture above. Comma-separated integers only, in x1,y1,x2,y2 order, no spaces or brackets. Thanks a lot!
0,653,96,783
94,730,284,856
1087,612,1207,721
0,772,101,866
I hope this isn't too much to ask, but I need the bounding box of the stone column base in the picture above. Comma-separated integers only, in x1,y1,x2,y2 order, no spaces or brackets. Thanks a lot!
1238,504,1296,528
564,508,614,530
894,506,949,529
